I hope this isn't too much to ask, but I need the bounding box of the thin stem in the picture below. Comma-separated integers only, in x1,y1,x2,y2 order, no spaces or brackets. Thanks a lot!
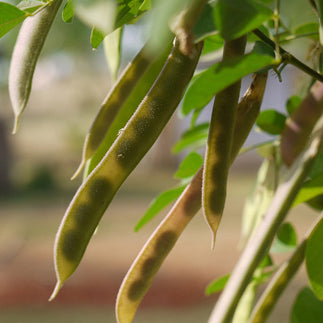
282,32,319,41
208,118,323,323
274,0,281,60
253,28,323,82
248,213,323,323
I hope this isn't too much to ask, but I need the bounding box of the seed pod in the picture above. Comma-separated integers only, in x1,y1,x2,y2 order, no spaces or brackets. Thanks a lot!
281,81,323,166
9,0,63,134
115,72,267,323
202,35,247,247
49,40,203,300
84,41,174,178
72,40,161,179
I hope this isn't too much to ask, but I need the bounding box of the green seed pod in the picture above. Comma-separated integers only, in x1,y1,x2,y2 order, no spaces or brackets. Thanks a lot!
49,40,203,301
72,40,163,179
281,81,323,166
202,35,247,247
9,0,63,134
84,41,174,178
115,72,268,323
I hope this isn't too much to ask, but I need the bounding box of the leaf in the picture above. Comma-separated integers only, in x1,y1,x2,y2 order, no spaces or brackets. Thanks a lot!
172,122,209,154
291,287,323,323
202,33,224,56
0,2,27,38
134,185,186,231
90,27,105,49
182,52,275,115
256,109,286,135
292,22,319,41
174,152,203,179
292,172,323,207
17,1,43,13
114,0,150,29
62,0,74,23
286,95,302,115
193,3,217,41
306,216,323,300
271,222,298,253
214,0,273,40
74,0,116,34
104,27,123,81
310,151,323,179
205,274,230,295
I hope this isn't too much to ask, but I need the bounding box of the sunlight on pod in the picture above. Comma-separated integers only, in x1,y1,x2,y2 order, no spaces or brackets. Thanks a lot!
115,72,268,323
49,40,203,301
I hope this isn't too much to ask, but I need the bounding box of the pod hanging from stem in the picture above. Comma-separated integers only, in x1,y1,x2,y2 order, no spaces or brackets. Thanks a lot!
202,35,247,248
9,0,63,134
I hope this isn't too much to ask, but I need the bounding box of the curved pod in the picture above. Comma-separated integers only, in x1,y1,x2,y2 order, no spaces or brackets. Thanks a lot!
115,72,267,323
202,35,247,246
50,40,203,300
9,0,63,133
73,40,165,178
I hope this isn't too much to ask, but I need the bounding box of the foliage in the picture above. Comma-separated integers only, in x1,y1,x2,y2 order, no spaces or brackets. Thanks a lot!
2,0,323,323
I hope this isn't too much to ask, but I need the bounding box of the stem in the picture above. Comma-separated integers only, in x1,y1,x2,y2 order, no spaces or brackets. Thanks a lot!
208,120,323,323
248,213,323,323
253,29,323,82
274,0,281,60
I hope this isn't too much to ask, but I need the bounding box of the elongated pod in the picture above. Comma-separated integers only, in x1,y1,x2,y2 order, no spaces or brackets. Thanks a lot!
84,41,174,178
9,0,63,133
281,81,323,166
72,39,170,178
202,35,247,246
50,40,203,300
116,72,267,323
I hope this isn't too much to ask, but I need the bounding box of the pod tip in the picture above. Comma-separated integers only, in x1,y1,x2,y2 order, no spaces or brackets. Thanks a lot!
71,159,85,180
211,233,217,251
48,281,62,301
12,116,20,134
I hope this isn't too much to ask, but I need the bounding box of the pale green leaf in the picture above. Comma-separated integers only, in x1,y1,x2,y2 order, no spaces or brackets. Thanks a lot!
174,152,203,179
62,0,74,23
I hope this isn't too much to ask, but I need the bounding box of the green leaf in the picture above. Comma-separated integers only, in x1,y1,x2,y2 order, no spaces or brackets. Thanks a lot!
306,216,323,300
172,123,209,154
256,109,286,135
0,2,27,39
134,185,187,231
74,0,116,34
205,274,230,295
291,287,323,323
182,52,275,115
114,0,150,29
202,33,224,56
292,22,319,41
310,151,323,179
193,3,217,41
174,152,203,179
90,27,105,49
214,0,273,40
104,27,123,81
286,95,302,115
62,0,74,23
292,172,323,207
271,222,298,253
17,1,43,14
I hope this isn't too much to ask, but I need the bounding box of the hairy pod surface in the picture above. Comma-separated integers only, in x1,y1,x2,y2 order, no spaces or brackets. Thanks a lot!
281,81,323,166
50,40,203,300
9,0,63,133
202,35,247,246
73,41,161,178
85,41,174,178
115,72,267,323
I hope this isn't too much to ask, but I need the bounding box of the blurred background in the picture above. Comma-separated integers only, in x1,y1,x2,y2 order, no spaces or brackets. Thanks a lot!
0,1,320,322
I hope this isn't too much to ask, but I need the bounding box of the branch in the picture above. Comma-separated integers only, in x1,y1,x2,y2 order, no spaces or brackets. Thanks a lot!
253,28,323,82
208,116,323,323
